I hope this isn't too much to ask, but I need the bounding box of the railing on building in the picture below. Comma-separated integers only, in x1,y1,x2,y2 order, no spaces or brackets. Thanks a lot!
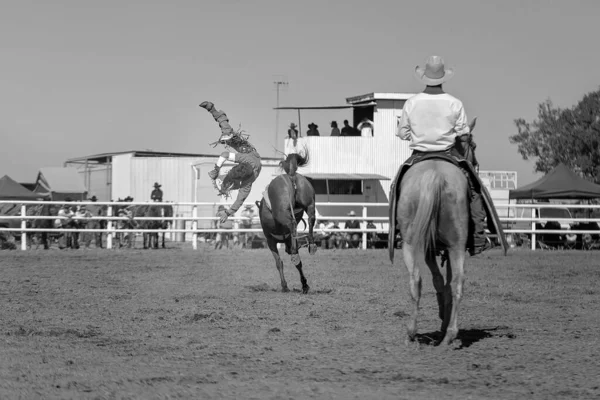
1,201,599,251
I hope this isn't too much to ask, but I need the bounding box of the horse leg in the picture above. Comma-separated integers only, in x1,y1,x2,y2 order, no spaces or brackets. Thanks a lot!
440,248,466,345
267,237,289,292
306,204,318,255
291,249,309,294
425,250,446,324
403,242,422,343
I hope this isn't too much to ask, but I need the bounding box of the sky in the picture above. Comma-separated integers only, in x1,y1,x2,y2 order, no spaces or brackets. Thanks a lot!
1,0,599,187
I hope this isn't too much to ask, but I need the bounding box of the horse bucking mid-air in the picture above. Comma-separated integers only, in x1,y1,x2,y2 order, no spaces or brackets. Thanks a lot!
256,149,318,294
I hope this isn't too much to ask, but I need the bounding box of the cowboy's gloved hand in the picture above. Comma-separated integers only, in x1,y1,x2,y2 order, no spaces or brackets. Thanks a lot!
208,164,220,180
217,209,231,223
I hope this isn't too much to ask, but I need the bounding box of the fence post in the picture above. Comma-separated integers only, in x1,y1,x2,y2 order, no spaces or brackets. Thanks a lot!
192,206,198,250
361,205,367,250
106,206,113,250
20,204,27,251
531,207,536,250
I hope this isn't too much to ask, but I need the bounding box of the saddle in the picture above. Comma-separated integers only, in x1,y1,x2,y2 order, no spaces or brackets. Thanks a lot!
388,150,508,261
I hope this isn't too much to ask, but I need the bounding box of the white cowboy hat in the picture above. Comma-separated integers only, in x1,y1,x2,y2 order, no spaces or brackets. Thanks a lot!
414,55,455,86
347,210,356,216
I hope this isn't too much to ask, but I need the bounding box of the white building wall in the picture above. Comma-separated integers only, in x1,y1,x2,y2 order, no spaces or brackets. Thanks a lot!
111,154,132,200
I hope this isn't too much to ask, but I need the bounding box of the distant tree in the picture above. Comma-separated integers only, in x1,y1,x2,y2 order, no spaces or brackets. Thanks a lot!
509,89,600,183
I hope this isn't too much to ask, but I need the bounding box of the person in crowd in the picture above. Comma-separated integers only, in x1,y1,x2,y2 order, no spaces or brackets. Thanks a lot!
306,123,320,136
343,210,361,248
366,220,379,249
330,121,341,136
215,205,233,249
151,183,163,202
357,117,374,137
240,204,256,248
326,220,342,249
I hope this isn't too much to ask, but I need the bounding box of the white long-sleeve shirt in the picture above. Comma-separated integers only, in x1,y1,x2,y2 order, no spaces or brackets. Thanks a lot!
397,92,470,152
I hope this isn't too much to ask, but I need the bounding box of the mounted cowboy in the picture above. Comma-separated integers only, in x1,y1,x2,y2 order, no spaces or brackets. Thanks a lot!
200,101,262,223
395,55,506,256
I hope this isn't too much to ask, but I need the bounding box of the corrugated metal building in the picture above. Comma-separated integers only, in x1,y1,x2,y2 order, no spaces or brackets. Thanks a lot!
64,150,283,229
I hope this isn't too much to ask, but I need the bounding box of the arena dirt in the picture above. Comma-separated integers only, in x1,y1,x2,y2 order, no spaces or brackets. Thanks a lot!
0,247,599,399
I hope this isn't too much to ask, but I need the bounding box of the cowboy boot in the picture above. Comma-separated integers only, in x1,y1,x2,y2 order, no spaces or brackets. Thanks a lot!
199,101,214,111
208,164,220,180
469,191,492,256
200,102,235,137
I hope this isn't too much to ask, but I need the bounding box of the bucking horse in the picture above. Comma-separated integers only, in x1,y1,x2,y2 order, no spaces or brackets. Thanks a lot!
256,150,318,294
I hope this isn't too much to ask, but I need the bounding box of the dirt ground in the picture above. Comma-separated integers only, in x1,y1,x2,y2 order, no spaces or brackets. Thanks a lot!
0,246,599,399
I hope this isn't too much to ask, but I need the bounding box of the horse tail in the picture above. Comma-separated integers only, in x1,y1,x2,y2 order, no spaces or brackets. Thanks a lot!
281,146,310,176
408,169,443,254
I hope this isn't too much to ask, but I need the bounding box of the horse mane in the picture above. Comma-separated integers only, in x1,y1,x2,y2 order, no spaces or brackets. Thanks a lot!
280,147,310,176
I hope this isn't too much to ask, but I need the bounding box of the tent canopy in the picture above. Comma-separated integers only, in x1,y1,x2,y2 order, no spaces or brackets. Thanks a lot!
0,175,45,200
509,164,600,200
34,167,87,201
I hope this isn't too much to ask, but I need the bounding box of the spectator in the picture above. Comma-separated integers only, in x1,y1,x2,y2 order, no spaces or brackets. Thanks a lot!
89,195,98,202
366,220,380,249
343,210,361,248
316,219,331,249
326,220,342,249
306,123,320,136
56,204,74,249
215,205,233,249
357,118,374,137
151,183,163,202
330,121,341,136
240,204,256,248
75,205,92,249
341,120,360,136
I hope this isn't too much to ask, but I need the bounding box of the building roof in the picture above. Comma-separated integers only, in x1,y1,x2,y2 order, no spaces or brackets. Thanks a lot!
509,164,600,199
34,167,87,194
0,175,45,200
345,92,415,105
65,150,283,164
304,173,390,181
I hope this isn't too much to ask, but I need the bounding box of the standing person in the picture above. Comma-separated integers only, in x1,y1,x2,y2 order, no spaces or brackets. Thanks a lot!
357,118,374,137
306,123,320,136
151,183,163,202
340,120,353,136
76,205,93,249
330,121,341,136
214,205,233,249
397,55,490,255
287,122,299,147
200,101,262,224
240,204,256,248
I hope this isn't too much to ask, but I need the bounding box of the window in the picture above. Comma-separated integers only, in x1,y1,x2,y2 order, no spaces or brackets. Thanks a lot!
306,179,364,195
328,180,363,195
307,179,327,195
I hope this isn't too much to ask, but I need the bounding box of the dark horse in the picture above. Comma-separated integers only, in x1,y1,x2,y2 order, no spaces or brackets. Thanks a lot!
395,160,469,346
28,203,61,249
130,204,173,249
256,150,318,294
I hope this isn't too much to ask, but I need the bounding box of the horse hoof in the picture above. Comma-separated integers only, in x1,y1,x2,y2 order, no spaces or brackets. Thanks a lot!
302,285,310,294
282,287,290,293
308,243,317,255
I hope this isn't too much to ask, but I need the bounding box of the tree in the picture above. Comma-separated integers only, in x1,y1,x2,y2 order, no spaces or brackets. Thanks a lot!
509,89,600,183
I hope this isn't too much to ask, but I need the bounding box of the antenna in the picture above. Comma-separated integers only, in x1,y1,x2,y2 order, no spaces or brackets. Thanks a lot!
273,76,288,156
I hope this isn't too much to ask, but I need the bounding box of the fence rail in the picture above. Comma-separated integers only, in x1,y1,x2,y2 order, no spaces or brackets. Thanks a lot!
1,200,599,251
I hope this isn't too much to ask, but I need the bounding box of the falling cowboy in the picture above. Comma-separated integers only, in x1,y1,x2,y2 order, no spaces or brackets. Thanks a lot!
200,101,262,223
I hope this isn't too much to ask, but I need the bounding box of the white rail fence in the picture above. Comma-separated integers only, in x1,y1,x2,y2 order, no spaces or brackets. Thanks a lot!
1,201,599,251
